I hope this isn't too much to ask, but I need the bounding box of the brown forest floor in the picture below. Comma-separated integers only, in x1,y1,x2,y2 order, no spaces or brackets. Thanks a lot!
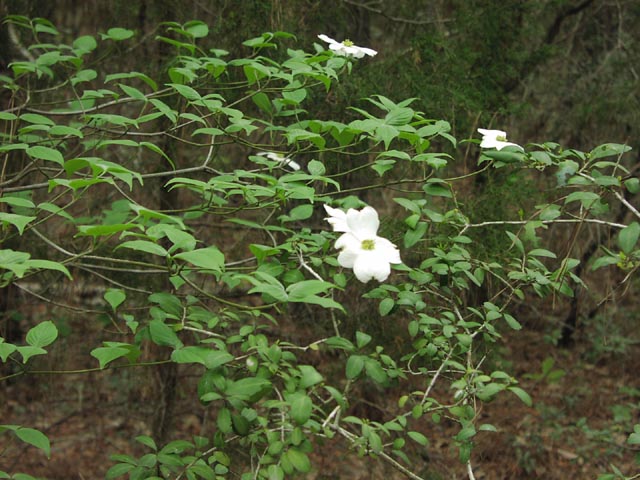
2,301,640,480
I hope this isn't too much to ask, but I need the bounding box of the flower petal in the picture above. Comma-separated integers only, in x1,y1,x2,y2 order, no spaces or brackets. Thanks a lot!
373,237,402,264
346,206,379,239
352,251,391,282
324,205,350,232
257,151,283,161
283,158,301,170
358,46,377,57
477,128,506,138
480,137,499,149
494,141,523,152
334,232,360,253
318,34,338,46
337,245,360,269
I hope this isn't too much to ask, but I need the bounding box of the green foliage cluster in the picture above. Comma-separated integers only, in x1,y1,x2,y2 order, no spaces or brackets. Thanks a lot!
0,13,639,480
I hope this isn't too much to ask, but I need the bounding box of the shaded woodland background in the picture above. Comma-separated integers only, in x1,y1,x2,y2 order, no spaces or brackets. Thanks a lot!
1,0,640,478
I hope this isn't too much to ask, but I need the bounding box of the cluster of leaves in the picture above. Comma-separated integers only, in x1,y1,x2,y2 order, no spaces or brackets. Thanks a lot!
0,15,639,480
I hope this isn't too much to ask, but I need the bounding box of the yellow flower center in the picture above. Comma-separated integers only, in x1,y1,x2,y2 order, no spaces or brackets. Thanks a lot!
361,239,375,250
496,135,507,142
343,39,354,47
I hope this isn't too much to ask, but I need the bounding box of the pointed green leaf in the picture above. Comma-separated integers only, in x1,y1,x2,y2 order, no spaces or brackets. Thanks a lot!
26,146,64,165
91,346,131,369
0,212,37,234
104,288,126,311
174,246,225,273
15,427,50,458
118,240,168,257
26,259,72,279
508,386,532,407
17,345,47,363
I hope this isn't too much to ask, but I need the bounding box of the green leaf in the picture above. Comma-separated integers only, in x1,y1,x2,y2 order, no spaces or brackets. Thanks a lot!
384,107,413,126
73,35,97,53
26,146,64,166
19,113,55,126
379,297,395,316
624,177,640,194
286,448,311,473
149,319,183,348
508,386,532,407
307,159,325,175
105,463,136,479
627,425,640,445
346,355,365,379
15,427,51,458
27,259,72,279
0,212,37,234
503,313,522,330
174,246,225,273
589,143,632,160
251,92,272,113
103,27,134,41
77,223,137,237
140,142,175,169
104,71,157,90
231,413,250,436
0,112,17,120
289,392,313,425
404,222,427,248
17,345,46,363
104,289,126,311
171,347,233,369
364,358,388,384
528,249,557,258
118,240,168,257
355,331,372,349
225,377,271,402
407,431,429,446
169,83,201,101
375,124,399,149
618,222,640,254
0,196,34,209
217,408,232,433
267,465,284,480
298,365,323,389
282,87,307,105
184,20,209,38
564,191,600,208
0,249,31,277
192,127,225,136
91,347,130,369
0,340,17,362
26,321,58,348
286,280,334,301
49,125,84,137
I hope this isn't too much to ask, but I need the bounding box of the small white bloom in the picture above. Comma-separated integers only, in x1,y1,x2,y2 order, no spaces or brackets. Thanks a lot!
477,128,523,151
317,34,377,59
256,151,301,171
324,205,401,283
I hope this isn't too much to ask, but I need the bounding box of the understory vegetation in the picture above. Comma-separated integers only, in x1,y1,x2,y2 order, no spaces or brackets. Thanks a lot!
1,2,639,479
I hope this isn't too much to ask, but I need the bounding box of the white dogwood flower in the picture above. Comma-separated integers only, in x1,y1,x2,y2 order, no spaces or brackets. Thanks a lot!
324,205,401,283
317,34,377,59
477,128,523,151
256,151,301,171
